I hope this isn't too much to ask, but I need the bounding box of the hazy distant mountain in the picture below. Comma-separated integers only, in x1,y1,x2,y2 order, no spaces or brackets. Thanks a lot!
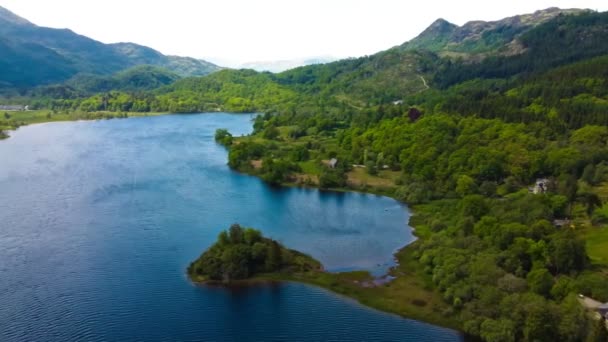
240,57,337,73
402,7,588,58
0,6,221,88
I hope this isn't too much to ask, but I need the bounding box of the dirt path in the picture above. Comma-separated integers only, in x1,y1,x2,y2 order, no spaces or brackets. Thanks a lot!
419,76,429,90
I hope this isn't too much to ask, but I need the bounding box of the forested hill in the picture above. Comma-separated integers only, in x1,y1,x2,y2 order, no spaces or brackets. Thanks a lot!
211,11,608,341
65,66,182,94
0,6,220,88
3,7,608,341
19,9,608,130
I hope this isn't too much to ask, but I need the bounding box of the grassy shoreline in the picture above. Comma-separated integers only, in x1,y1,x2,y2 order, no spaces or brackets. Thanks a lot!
0,110,171,139
188,242,461,332
197,161,461,332
1,110,462,332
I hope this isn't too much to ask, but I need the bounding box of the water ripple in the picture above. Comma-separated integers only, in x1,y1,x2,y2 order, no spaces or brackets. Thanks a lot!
0,114,461,341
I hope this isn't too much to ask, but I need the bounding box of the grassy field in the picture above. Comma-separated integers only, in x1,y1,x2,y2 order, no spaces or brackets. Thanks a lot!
581,226,608,267
347,168,399,188
574,182,608,267
0,110,169,138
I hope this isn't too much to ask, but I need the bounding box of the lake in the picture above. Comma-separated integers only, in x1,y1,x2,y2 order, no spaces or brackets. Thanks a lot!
0,113,462,341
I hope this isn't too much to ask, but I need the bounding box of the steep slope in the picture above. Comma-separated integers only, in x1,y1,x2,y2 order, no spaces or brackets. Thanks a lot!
0,37,76,88
273,49,435,105
434,10,608,87
0,5,33,26
110,43,219,77
0,6,220,88
402,7,587,57
402,18,458,52
66,65,182,93
91,10,607,115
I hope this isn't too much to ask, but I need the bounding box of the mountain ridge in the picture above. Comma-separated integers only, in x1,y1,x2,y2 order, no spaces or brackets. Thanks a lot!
402,7,589,57
0,5,221,88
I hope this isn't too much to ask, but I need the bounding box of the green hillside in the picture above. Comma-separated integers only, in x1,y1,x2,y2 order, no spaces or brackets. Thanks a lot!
2,9,608,341
66,65,182,93
0,6,220,88
402,8,587,57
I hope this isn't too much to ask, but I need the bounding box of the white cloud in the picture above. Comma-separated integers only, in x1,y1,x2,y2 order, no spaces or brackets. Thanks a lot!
1,0,606,67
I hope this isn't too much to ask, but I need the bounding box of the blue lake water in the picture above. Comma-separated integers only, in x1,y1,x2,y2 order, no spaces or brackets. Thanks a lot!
0,113,462,341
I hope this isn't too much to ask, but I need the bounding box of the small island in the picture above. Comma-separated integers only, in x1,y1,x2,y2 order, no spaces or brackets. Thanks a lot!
188,224,322,283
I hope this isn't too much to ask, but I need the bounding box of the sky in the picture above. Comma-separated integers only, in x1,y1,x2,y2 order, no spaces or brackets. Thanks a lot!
1,0,607,67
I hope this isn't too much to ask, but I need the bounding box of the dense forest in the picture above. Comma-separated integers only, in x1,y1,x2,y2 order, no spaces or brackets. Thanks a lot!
2,9,608,342
209,12,608,341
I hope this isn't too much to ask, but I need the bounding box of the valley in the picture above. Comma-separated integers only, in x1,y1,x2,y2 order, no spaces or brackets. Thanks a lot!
1,4,608,341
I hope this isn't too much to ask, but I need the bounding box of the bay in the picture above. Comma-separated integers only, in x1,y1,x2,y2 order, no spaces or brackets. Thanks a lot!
0,114,461,341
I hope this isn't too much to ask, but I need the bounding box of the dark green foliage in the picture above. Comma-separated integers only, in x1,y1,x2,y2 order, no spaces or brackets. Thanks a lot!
214,128,233,146
228,141,265,169
461,195,488,220
319,168,347,189
410,183,601,340
548,232,588,274
588,318,608,342
575,272,608,302
402,8,585,56
188,224,321,282
262,126,280,140
435,11,608,88
526,268,554,297
260,158,300,185
66,65,181,93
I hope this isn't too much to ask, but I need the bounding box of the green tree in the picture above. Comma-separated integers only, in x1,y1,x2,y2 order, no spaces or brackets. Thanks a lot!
456,175,477,197
577,191,602,216
461,195,488,220
549,233,587,274
557,294,587,341
523,299,557,342
581,163,597,184
588,318,608,342
229,224,244,244
214,128,233,146
262,126,280,139
266,240,282,271
221,245,251,281
527,268,554,297
479,319,515,342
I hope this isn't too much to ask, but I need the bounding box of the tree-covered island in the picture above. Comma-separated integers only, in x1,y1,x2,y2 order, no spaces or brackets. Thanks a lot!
188,224,322,283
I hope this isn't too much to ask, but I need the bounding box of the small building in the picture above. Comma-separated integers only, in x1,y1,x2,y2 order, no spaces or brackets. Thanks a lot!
553,219,571,228
392,100,404,105
329,158,338,169
532,178,550,194
599,304,608,319
578,294,608,320
0,105,25,111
